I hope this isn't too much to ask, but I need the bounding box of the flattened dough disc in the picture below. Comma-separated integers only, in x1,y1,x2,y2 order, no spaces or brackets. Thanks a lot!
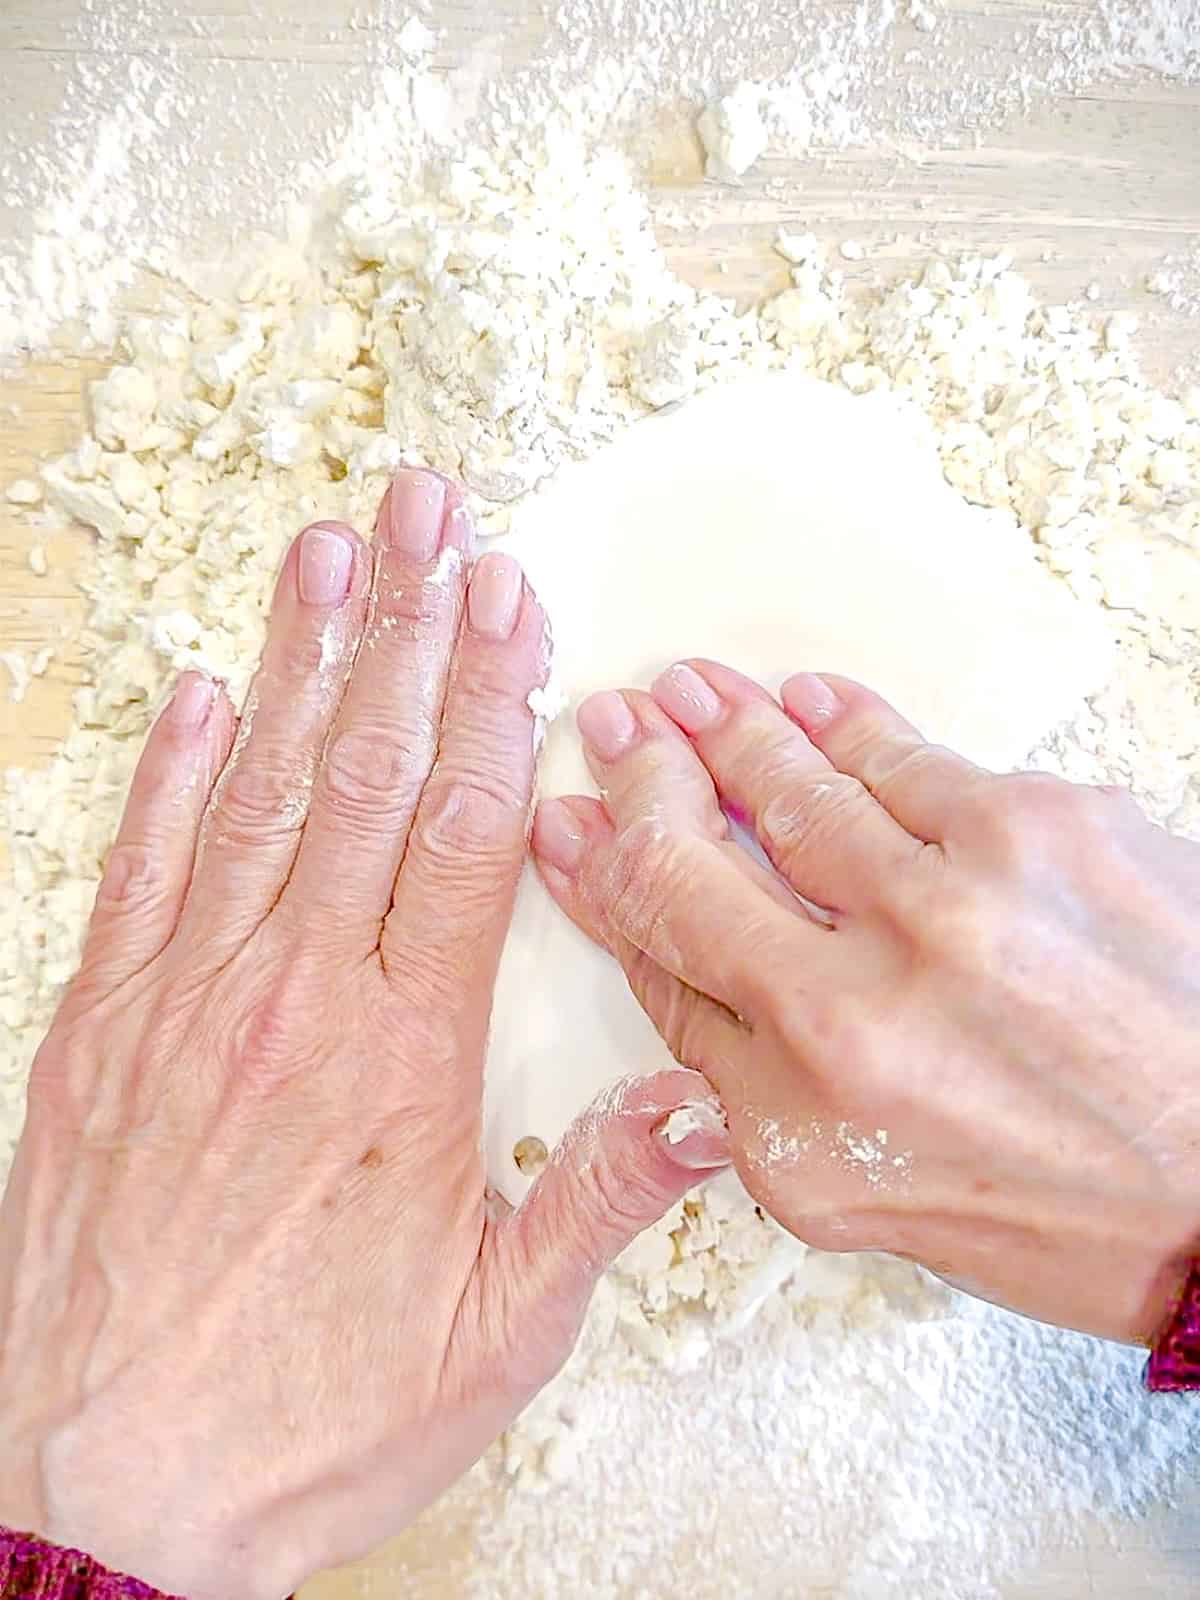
485,374,1112,1201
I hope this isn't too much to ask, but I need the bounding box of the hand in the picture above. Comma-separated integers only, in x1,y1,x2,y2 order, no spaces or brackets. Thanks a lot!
531,658,1200,1346
0,474,730,1600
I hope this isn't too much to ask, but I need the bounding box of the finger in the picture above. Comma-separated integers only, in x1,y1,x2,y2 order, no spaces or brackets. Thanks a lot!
486,1069,731,1354
578,685,825,918
179,521,370,961
650,660,921,913
278,469,472,955
381,557,544,1030
781,671,986,843
536,796,746,1079
531,693,824,1021
71,673,237,1004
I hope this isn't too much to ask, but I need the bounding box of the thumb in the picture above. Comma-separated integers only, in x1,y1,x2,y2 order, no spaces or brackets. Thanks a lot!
488,1068,731,1354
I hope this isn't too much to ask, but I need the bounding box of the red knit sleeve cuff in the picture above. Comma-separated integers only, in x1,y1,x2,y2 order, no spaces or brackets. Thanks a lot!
0,1529,183,1600
1145,1260,1200,1393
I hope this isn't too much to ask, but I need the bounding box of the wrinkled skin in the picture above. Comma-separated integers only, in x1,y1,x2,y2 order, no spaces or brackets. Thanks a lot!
533,660,1200,1346
0,474,729,1599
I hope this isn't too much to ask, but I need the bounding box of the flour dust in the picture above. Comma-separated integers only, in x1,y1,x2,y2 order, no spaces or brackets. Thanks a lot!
1,3,1199,1597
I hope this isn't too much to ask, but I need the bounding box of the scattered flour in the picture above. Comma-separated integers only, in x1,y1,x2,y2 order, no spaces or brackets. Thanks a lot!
1149,241,1200,318
3,1,1198,361
1,4,1199,1596
456,1271,1199,1600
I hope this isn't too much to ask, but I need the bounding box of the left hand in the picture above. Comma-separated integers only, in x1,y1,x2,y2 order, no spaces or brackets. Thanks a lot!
0,472,729,1600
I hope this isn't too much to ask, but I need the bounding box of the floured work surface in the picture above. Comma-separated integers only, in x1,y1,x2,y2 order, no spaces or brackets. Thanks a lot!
2,2,1200,1597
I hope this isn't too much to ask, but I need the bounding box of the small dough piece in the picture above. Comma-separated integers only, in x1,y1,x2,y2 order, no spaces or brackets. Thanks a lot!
697,84,769,181
6,478,43,506
484,374,1112,1201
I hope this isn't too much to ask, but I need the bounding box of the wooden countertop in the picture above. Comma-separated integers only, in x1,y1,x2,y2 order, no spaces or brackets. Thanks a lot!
2,3,1199,1594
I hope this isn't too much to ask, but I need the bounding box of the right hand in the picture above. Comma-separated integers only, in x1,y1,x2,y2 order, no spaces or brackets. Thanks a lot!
531,657,1200,1345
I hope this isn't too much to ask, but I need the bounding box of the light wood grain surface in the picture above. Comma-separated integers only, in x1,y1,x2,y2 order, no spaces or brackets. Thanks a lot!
2,3,1199,1595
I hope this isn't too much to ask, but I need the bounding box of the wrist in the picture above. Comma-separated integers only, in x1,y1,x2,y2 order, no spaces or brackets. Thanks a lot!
1131,1172,1200,1346
0,1485,47,1547
33,1418,297,1600
0,1431,50,1541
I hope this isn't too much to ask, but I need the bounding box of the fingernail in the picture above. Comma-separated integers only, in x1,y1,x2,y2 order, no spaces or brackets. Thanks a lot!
653,1101,732,1171
577,691,638,763
533,799,587,875
781,673,841,732
468,553,524,641
652,663,723,735
298,524,356,607
170,671,217,731
386,468,447,559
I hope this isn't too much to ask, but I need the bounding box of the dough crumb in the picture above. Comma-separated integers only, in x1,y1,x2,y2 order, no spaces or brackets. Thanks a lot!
6,478,43,506
697,84,769,181
1,652,31,704
661,1103,728,1145
527,681,569,722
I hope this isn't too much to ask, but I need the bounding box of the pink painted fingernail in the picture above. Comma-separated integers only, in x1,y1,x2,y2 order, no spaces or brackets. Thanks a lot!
386,468,447,559
577,691,638,763
170,671,217,731
653,1101,732,1171
781,673,841,732
468,553,524,641
652,662,723,734
533,799,587,875
298,524,356,607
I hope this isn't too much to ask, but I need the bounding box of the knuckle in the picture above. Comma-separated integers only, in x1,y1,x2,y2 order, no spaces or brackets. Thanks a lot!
322,729,416,814
827,709,897,772
791,995,883,1088
457,644,536,706
726,713,802,786
869,740,944,800
597,822,689,950
225,966,315,1092
370,567,460,642
429,694,535,809
967,772,1106,862
94,841,165,912
25,1035,88,1125
1001,771,1080,818
273,625,329,682
212,753,312,848
772,994,902,1122
905,874,1000,975
419,776,526,860
587,1140,668,1233
760,772,871,865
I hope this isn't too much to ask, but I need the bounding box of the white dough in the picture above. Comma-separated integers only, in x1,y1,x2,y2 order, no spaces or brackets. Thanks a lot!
484,374,1113,1202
